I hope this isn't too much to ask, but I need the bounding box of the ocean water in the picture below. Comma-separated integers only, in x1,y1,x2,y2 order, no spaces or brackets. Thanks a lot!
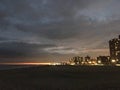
0,65,31,70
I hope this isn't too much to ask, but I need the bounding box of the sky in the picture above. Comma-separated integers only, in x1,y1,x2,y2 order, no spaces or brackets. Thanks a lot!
0,0,120,63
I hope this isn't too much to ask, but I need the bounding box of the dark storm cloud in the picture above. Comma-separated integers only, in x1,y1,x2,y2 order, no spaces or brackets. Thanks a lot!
0,0,120,62
0,41,56,58
0,0,90,40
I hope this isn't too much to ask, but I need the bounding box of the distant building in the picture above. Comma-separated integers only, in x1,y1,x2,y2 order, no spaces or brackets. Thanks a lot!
109,35,120,63
85,55,91,62
97,56,111,65
70,56,83,65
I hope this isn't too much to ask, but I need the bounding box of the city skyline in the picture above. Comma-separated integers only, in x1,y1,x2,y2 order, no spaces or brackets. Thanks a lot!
0,0,120,63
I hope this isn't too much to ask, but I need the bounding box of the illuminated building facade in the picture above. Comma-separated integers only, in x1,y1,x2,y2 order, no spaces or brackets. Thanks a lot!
109,35,120,63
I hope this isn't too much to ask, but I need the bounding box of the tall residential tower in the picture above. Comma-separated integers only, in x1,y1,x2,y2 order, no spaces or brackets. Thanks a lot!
109,35,120,63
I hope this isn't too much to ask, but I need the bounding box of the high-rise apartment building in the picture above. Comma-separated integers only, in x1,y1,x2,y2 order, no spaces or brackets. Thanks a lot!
109,35,120,63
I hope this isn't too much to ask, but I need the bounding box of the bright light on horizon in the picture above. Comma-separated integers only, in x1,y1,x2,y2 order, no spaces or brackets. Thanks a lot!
0,62,52,65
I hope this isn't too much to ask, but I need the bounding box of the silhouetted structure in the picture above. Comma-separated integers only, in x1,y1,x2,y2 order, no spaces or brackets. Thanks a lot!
70,56,83,65
109,35,120,63
85,55,91,62
97,56,111,65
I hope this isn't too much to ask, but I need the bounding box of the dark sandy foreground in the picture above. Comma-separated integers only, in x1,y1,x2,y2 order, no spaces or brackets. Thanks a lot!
0,65,120,90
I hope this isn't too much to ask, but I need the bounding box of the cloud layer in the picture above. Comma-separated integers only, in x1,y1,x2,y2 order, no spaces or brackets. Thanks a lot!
0,0,120,62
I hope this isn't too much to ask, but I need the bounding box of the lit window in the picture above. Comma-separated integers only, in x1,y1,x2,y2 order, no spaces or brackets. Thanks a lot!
111,60,116,63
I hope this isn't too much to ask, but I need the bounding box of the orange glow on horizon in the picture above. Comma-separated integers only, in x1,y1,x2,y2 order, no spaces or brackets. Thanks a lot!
0,62,52,65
